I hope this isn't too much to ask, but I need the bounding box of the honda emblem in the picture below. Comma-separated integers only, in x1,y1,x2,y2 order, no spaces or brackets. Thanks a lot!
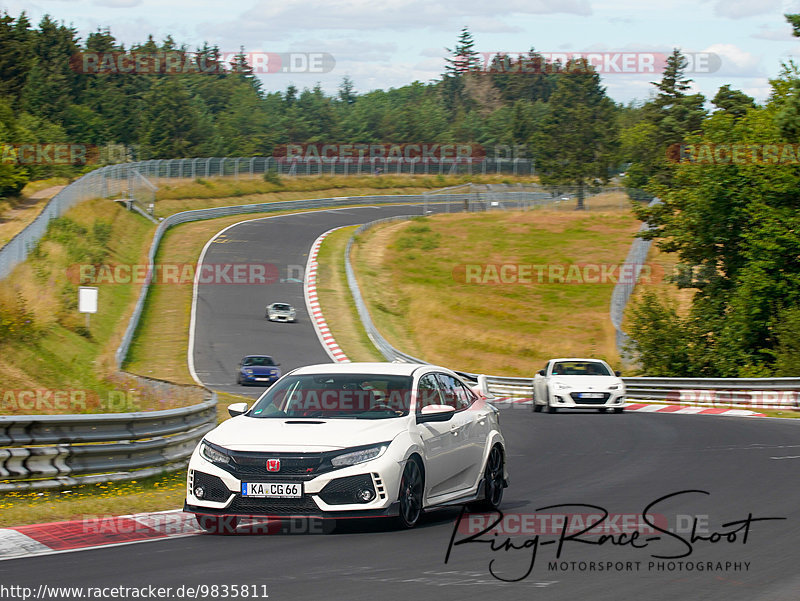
266,458,281,472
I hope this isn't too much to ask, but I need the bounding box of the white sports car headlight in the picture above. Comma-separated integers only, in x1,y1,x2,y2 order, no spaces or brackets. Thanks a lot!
200,441,230,465
331,444,388,467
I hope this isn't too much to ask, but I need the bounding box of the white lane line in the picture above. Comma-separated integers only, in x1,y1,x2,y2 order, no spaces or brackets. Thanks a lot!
770,455,800,460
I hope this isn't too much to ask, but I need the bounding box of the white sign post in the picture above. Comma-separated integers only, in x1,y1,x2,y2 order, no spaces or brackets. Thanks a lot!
78,286,98,331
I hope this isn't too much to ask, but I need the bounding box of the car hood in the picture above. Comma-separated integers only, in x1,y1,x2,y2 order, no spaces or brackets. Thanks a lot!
205,414,407,452
549,375,623,389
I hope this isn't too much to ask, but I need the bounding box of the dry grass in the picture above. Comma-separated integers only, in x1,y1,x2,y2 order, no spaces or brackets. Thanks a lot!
352,208,642,376
0,179,69,248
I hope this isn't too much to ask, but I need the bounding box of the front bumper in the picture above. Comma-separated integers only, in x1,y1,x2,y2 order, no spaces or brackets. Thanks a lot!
186,447,403,518
239,373,279,385
268,314,295,322
550,390,626,409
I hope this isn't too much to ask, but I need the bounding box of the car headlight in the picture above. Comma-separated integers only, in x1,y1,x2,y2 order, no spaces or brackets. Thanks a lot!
331,444,388,467
555,382,571,390
244,368,253,374
200,441,231,465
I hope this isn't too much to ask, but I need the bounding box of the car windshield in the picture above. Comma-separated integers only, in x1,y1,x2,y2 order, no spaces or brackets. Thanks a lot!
272,304,291,311
243,356,275,367
552,361,612,376
249,374,413,419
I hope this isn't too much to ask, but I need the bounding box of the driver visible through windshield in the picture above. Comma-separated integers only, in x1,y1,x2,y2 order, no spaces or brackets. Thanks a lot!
249,374,413,419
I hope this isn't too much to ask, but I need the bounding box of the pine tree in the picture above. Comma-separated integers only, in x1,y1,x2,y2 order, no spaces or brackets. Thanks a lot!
444,27,480,76
532,58,618,209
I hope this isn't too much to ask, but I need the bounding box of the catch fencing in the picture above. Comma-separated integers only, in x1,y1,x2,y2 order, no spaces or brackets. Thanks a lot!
0,157,536,281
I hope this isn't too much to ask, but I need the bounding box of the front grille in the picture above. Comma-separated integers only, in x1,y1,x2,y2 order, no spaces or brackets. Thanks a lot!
228,452,326,480
319,474,375,505
569,392,611,404
229,495,320,514
192,471,233,502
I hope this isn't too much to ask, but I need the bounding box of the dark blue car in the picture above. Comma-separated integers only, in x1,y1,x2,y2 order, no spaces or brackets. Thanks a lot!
236,355,281,386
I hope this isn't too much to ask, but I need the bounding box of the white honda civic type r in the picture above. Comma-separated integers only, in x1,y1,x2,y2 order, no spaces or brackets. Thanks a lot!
532,358,626,414
185,362,508,533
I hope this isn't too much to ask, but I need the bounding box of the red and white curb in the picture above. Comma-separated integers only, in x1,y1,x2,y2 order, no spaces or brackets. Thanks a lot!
491,397,766,417
0,509,199,561
304,229,350,363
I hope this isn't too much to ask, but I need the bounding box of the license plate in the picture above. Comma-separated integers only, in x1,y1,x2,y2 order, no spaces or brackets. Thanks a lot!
242,482,302,498
578,393,605,399
255,377,270,381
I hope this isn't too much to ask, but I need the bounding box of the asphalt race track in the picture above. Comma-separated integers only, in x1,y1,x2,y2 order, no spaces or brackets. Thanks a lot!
3,203,800,601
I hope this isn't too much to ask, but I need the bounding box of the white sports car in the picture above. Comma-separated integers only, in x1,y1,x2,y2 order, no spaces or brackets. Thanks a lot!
185,362,508,533
265,302,296,322
532,358,626,414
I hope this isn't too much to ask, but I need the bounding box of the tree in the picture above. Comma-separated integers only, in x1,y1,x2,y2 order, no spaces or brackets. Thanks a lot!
531,58,618,209
338,76,357,105
712,85,755,120
444,27,480,76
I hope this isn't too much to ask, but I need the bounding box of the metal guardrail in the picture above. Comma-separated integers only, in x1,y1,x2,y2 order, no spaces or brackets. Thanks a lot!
0,389,217,492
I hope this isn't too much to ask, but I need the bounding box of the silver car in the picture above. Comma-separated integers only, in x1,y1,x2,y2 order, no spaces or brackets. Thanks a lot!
265,302,296,322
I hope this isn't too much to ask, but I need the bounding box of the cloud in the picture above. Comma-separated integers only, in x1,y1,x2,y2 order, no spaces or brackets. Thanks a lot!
712,0,781,19
751,25,795,41
92,0,142,7
201,0,591,45
702,43,763,78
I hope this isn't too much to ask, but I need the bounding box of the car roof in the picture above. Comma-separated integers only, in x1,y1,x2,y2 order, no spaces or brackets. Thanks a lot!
549,358,609,363
290,362,446,377
243,354,274,359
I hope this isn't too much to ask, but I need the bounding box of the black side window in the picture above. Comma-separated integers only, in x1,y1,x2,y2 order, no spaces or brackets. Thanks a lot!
417,374,443,412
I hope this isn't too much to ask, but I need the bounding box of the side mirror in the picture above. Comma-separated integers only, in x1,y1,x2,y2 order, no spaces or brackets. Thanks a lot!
227,402,249,417
538,369,546,376
615,371,621,377
417,405,456,423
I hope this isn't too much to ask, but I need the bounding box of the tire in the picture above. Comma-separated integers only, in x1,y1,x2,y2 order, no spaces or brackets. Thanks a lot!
613,407,624,414
471,446,504,511
195,514,239,535
599,407,608,413
532,390,542,412
397,458,424,529
546,389,557,413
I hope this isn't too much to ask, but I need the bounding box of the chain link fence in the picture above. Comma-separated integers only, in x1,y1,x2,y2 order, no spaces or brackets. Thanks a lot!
609,197,662,358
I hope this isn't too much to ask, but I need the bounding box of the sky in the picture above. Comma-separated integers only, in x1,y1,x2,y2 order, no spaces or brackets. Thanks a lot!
5,0,800,105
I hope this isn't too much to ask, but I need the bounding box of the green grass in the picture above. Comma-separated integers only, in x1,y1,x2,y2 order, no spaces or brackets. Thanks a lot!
315,226,384,362
0,199,159,411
